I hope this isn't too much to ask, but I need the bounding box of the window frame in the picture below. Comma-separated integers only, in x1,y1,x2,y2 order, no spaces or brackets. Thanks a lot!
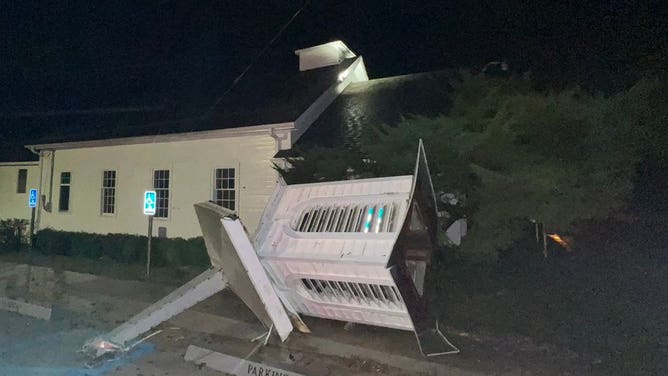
100,170,117,215
16,169,27,194
152,169,170,219
212,167,237,211
58,171,71,213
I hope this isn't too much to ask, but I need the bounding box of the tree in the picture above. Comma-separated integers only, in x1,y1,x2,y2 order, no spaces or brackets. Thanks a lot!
279,72,666,262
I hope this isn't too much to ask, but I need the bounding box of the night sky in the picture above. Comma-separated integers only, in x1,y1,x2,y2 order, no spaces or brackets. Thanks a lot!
1,1,665,125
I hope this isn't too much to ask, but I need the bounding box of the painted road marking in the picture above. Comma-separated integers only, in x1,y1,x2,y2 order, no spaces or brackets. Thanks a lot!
184,344,304,376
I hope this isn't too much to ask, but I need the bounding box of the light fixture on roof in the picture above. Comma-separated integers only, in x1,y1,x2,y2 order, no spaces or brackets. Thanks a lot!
295,40,357,71
338,68,350,82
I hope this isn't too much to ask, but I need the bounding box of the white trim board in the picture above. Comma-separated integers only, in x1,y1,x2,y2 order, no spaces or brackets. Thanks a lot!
0,161,39,167
26,122,295,151
184,344,305,376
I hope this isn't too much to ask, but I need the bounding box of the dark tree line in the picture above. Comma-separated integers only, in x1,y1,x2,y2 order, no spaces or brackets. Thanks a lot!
280,73,667,261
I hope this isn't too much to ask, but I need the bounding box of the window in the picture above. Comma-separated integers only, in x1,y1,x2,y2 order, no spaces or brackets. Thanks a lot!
58,172,71,212
101,170,116,214
213,168,235,210
153,170,170,218
16,169,27,193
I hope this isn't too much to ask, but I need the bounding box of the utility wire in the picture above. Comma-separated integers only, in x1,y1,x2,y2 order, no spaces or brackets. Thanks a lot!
4,106,166,119
208,1,310,112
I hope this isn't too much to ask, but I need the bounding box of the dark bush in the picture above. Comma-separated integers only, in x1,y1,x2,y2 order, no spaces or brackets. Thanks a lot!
118,234,145,264
0,219,29,251
70,233,102,259
34,229,71,255
34,229,210,267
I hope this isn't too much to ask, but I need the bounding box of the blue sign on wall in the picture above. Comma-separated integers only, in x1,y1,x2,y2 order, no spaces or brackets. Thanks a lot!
28,189,38,208
144,191,157,215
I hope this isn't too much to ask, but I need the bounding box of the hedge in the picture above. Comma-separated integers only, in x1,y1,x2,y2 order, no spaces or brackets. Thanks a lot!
34,229,210,267
0,219,29,251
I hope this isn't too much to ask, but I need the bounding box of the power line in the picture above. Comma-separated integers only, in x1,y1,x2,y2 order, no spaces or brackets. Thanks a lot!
3,106,166,119
208,1,310,112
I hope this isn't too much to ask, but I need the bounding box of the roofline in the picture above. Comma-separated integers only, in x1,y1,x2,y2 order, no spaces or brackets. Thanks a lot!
284,174,413,189
0,161,39,167
294,40,356,58
26,122,295,151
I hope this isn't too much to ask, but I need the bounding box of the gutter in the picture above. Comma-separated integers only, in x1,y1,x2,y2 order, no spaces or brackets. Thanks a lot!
28,146,54,213
0,161,39,167
25,122,295,152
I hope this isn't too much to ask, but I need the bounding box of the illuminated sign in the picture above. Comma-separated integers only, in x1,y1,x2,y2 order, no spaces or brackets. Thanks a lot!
28,189,38,208
143,191,156,215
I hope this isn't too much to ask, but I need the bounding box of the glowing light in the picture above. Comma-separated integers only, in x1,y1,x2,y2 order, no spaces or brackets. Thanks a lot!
547,234,572,251
375,206,384,233
97,340,118,350
363,207,374,233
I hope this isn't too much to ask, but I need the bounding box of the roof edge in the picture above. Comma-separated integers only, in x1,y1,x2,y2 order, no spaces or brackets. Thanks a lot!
294,40,357,71
283,174,413,189
294,40,356,57
0,161,40,167
26,122,295,151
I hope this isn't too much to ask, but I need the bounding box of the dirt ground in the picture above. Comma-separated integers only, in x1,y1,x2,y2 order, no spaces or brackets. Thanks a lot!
0,209,666,375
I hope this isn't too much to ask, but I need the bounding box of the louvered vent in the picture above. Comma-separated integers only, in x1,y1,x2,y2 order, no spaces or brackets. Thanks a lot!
300,278,405,310
295,203,396,233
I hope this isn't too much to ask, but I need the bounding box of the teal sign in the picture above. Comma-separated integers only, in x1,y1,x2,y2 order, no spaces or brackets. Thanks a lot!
143,191,156,215
28,189,38,208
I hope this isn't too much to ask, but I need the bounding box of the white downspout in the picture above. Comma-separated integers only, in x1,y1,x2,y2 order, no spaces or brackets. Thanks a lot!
28,147,45,230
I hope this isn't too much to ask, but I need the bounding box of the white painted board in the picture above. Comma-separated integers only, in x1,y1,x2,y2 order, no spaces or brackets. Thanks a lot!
194,202,293,342
185,344,304,376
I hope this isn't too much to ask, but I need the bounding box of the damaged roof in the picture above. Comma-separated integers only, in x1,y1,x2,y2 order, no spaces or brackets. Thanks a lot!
277,70,454,157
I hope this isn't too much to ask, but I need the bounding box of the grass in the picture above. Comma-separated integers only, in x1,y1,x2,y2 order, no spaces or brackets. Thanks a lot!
0,249,206,287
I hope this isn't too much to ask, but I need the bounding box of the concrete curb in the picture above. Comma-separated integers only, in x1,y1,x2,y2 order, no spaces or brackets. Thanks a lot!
0,296,52,320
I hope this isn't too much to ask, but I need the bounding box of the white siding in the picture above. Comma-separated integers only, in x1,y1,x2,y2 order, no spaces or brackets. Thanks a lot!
37,134,278,238
0,163,40,220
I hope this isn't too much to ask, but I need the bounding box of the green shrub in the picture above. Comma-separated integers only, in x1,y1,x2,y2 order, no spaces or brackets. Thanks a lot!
70,233,102,258
117,234,145,264
0,219,29,251
35,229,71,255
181,237,210,266
34,229,209,267
152,236,209,267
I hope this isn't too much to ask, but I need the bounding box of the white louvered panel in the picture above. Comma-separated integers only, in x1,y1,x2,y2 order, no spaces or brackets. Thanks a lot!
295,299,413,331
251,175,421,333
262,259,397,292
294,277,406,312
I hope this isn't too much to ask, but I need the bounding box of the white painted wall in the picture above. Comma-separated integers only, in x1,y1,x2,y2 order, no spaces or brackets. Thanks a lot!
0,163,40,220
36,134,278,238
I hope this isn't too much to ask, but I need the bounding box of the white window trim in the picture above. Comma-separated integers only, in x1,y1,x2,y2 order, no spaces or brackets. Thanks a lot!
16,168,28,194
212,167,238,212
100,170,117,216
151,168,171,220
58,171,72,214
